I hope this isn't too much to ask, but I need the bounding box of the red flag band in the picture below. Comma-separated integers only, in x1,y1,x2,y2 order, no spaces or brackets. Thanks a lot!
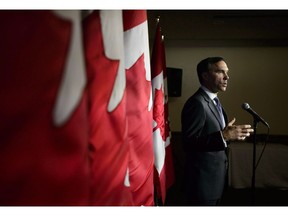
0,11,90,205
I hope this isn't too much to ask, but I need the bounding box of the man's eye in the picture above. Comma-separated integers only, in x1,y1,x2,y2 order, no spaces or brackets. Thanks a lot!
216,70,227,74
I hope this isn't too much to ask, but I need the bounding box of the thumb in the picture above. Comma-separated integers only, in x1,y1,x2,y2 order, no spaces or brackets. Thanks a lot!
228,117,236,126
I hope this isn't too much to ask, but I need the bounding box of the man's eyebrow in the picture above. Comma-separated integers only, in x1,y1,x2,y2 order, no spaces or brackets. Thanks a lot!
214,69,229,72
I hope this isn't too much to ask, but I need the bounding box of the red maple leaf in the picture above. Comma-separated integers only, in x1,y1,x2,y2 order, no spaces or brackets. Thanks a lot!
153,87,165,141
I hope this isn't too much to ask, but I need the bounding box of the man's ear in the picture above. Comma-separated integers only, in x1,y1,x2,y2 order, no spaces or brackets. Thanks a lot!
202,71,209,81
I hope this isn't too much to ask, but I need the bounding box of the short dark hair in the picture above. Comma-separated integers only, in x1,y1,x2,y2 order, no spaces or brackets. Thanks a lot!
197,57,226,84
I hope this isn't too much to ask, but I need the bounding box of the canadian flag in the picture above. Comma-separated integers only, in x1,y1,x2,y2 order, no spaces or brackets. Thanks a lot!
151,18,175,204
161,30,175,194
82,10,133,206
123,10,154,206
0,10,90,205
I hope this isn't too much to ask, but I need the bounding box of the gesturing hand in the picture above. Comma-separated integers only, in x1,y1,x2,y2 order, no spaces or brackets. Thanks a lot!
222,118,254,141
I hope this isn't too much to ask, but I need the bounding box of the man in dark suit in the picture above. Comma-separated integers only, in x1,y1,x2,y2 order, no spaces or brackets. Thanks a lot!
181,57,254,205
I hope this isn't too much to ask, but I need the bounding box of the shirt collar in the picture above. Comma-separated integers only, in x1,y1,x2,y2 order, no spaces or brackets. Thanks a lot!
201,86,218,100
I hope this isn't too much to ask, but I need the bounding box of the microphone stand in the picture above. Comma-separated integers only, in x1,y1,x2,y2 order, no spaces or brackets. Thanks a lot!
251,118,258,205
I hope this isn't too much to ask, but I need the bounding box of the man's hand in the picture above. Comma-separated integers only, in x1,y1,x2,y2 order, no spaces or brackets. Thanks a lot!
222,118,254,141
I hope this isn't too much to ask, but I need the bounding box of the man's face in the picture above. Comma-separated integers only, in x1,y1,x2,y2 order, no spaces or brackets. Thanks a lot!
202,60,229,93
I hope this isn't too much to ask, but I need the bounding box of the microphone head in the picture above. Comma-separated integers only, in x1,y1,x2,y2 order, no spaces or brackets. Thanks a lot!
242,103,250,110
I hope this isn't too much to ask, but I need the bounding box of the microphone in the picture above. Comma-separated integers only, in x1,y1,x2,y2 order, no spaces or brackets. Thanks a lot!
241,103,269,127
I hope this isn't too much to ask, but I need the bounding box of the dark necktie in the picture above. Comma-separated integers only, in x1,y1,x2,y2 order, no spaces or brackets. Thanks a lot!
214,97,225,128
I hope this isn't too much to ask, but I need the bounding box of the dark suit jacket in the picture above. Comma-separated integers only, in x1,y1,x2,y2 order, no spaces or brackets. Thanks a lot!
181,87,228,202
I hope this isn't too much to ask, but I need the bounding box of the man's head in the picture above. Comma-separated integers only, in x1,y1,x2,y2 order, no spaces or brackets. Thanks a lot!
197,57,229,93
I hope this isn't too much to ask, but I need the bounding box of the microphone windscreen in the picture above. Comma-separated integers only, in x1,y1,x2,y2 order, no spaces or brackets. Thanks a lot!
242,103,250,110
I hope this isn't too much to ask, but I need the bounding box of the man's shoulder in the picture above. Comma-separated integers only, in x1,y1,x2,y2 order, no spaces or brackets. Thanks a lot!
183,89,205,108
189,88,207,101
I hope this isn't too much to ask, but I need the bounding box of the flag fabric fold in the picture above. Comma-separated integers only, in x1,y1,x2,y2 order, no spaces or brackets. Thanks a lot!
0,10,90,205
82,10,133,206
123,10,155,206
0,10,164,206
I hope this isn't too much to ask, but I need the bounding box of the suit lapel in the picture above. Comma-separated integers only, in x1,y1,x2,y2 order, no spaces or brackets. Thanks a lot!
198,88,225,129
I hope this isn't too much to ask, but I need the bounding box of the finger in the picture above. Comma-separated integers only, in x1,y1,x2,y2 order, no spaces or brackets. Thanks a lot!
241,129,254,134
244,133,250,137
237,136,246,141
241,128,254,133
228,117,236,126
242,129,253,137
239,126,254,134
240,124,252,129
